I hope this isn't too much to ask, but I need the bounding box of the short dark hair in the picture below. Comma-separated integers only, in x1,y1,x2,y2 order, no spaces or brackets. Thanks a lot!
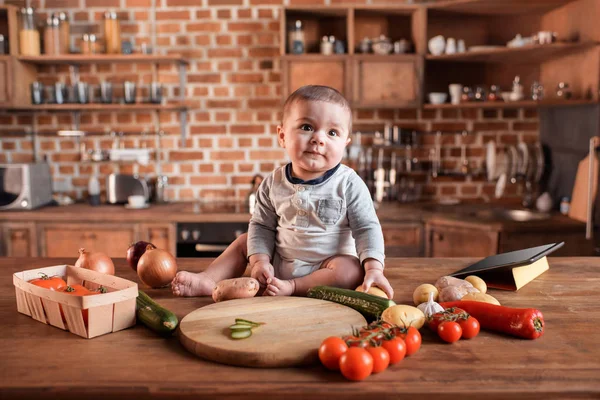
282,85,353,134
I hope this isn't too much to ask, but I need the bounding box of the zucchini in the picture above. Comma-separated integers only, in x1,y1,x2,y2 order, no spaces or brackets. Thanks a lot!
136,290,179,336
307,285,395,320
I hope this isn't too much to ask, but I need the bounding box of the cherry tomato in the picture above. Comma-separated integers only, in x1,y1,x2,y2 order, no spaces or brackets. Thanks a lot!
318,337,348,370
438,321,462,343
343,335,369,348
458,316,480,339
396,326,421,356
29,273,67,291
428,307,468,332
366,346,389,373
339,347,373,381
381,337,406,365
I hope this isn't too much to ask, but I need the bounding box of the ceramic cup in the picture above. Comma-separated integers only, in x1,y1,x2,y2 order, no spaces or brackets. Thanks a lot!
127,195,146,208
449,84,463,105
428,35,445,56
445,37,457,54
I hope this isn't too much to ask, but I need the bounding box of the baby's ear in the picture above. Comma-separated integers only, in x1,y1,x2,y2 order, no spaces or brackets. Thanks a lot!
276,125,285,147
345,135,352,146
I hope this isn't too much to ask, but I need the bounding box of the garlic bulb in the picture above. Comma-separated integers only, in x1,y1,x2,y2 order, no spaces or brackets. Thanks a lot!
417,291,444,318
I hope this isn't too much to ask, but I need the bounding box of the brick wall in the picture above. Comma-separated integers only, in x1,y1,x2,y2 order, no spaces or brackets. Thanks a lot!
0,0,539,203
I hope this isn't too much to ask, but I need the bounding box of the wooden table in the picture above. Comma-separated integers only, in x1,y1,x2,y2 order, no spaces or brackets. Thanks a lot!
1,257,599,399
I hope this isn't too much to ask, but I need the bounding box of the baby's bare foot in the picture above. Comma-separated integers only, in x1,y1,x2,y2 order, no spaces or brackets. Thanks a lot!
171,271,215,297
263,277,295,297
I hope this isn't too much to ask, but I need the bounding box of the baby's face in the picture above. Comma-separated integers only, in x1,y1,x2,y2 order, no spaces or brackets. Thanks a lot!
278,100,351,181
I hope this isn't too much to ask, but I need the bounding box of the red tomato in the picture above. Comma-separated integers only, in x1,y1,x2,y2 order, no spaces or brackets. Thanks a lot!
396,326,421,356
318,337,348,370
343,335,369,348
339,347,373,381
59,284,94,326
428,307,468,332
366,346,389,374
29,273,67,291
458,316,480,339
381,337,406,365
438,321,462,343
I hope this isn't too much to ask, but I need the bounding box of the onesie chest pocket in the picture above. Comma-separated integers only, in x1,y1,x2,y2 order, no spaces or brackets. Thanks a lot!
316,199,344,225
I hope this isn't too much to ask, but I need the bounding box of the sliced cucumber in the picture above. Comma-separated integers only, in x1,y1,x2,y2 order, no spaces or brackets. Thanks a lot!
229,324,254,331
230,329,252,340
235,318,262,327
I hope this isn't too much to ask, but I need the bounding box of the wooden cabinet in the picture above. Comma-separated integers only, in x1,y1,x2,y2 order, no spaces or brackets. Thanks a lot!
282,56,350,99
425,222,498,258
139,223,176,256
353,55,422,108
0,223,37,257
0,56,36,108
38,223,139,258
382,222,423,257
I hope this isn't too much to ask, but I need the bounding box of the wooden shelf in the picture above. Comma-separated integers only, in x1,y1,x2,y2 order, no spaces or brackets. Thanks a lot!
423,99,598,109
5,102,192,112
427,0,579,15
280,54,349,60
281,54,418,60
17,54,189,65
426,42,598,63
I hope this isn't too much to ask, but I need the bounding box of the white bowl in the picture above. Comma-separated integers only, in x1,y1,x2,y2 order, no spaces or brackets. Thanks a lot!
501,92,512,102
428,92,448,105
428,35,446,56
127,195,146,208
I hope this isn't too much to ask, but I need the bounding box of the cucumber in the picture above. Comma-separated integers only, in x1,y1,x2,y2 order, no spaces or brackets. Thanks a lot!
136,290,179,336
231,329,252,340
307,285,395,320
229,324,253,331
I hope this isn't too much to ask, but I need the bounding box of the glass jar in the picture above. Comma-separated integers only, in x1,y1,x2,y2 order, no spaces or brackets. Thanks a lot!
0,34,6,55
44,14,61,55
58,12,70,54
103,11,121,54
19,7,41,56
488,85,501,102
81,33,90,54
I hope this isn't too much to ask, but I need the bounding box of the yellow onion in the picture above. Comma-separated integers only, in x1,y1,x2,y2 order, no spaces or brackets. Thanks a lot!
137,245,178,288
75,248,115,275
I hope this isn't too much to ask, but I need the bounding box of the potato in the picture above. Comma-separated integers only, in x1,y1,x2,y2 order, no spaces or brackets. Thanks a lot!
438,285,479,302
381,305,425,330
435,276,474,291
355,285,388,299
461,292,500,305
465,275,487,294
212,277,260,302
412,283,439,306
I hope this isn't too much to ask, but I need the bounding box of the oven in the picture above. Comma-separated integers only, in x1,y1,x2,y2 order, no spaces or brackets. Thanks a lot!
176,222,248,258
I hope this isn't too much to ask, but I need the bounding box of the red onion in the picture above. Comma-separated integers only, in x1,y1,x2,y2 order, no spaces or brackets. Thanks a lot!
126,241,156,271
137,245,178,288
75,248,115,275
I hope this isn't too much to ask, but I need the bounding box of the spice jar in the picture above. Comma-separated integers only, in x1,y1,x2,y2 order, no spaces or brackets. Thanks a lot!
488,85,501,102
320,35,333,55
89,34,98,54
19,7,41,56
58,12,70,54
44,14,60,55
81,33,90,54
103,11,121,54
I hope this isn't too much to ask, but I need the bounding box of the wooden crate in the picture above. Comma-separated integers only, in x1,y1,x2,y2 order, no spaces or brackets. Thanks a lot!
13,265,138,339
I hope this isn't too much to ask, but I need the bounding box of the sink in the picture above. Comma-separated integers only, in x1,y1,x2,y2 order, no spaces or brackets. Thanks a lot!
473,209,551,222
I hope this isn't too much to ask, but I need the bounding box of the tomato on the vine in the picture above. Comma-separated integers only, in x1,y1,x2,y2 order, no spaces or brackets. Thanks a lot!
395,326,421,356
381,337,406,365
29,273,67,291
438,321,462,343
319,337,348,370
458,316,480,339
366,346,389,374
428,307,468,332
339,347,373,381
59,284,94,326
343,335,369,348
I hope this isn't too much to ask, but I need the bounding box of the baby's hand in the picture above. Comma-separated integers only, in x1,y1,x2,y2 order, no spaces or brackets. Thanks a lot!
361,262,394,299
250,260,274,287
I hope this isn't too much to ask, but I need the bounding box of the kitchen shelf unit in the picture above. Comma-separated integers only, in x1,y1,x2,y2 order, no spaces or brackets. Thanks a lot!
17,54,189,65
423,99,598,109
5,102,192,112
280,0,600,109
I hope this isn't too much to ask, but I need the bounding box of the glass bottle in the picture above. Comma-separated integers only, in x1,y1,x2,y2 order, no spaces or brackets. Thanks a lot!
19,7,41,56
58,12,70,54
81,34,90,54
103,11,121,54
288,20,305,54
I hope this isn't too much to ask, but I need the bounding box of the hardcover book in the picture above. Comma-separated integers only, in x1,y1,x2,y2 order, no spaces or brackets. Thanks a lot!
450,242,564,291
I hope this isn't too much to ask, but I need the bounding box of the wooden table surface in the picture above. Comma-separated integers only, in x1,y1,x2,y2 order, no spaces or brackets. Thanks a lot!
1,257,599,400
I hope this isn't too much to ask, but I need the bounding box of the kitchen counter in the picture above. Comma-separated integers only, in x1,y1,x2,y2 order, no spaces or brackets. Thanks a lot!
0,201,585,231
1,257,598,399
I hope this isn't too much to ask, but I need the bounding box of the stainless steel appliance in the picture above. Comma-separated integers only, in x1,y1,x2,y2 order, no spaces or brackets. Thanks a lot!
106,173,149,204
0,163,53,210
176,222,248,257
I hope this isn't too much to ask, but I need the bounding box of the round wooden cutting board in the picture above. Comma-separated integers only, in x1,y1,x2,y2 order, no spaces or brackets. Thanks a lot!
178,296,366,368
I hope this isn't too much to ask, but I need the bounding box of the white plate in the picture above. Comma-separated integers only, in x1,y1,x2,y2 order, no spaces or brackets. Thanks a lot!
124,204,149,209
486,141,496,181
517,142,529,176
495,173,507,199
